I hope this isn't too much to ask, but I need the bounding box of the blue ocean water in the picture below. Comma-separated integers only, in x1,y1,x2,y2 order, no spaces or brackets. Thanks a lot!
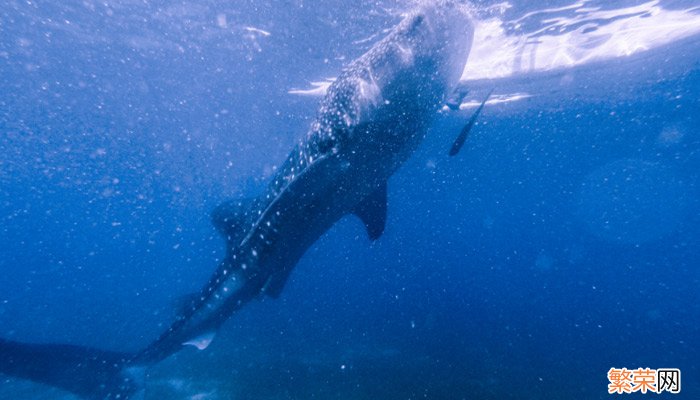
1,0,698,399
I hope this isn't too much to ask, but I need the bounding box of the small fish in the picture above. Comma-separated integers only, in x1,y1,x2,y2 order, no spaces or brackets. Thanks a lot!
448,89,493,156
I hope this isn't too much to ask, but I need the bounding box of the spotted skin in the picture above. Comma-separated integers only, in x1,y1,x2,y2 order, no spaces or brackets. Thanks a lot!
0,3,474,399
135,1,474,365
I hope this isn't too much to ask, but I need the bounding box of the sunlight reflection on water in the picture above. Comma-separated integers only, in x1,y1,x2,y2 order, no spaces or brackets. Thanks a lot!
291,0,700,102
464,0,700,80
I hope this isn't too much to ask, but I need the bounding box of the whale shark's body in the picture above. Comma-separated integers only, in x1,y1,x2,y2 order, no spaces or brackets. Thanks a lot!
135,0,474,365
0,2,474,398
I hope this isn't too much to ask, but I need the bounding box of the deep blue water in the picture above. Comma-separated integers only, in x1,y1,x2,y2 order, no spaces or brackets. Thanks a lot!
1,0,699,399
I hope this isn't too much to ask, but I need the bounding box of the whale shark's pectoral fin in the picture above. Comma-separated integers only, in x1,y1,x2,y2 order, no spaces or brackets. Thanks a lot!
262,268,293,298
211,198,256,246
353,183,388,241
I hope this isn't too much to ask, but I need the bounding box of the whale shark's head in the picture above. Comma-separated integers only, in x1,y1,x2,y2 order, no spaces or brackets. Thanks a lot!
394,0,474,88
307,1,474,165
339,0,474,125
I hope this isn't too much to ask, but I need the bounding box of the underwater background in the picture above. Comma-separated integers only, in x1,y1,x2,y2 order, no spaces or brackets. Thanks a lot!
1,0,698,398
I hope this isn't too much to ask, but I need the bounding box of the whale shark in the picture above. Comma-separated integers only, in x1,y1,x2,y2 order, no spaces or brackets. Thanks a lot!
0,2,475,398
0,338,140,399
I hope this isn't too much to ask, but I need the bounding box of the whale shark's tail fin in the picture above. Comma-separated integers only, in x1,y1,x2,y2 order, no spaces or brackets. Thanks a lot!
0,338,144,399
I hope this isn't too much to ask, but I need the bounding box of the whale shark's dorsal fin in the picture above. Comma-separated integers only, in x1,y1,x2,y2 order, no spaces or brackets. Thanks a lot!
211,198,257,246
353,183,388,241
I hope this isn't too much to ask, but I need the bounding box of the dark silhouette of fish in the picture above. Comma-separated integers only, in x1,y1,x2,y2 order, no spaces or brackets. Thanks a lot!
449,89,493,156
